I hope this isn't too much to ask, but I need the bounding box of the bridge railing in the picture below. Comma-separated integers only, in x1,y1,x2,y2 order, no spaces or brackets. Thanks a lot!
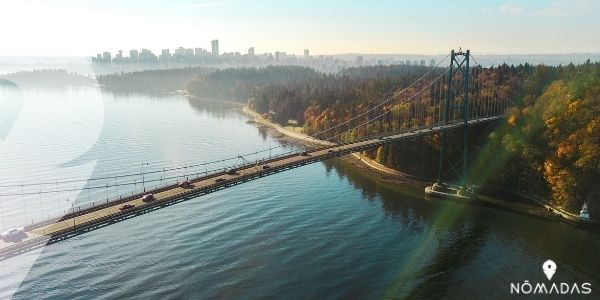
14,109,508,233
18,145,315,232
324,111,506,145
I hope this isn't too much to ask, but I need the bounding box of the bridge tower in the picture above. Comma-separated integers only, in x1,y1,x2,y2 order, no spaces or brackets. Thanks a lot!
437,48,470,186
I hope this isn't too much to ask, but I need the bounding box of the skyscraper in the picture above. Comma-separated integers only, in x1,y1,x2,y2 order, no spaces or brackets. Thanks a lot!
304,49,310,58
140,48,158,63
211,39,219,56
102,51,111,63
174,47,194,62
130,49,139,64
248,47,255,57
114,50,123,63
160,49,171,63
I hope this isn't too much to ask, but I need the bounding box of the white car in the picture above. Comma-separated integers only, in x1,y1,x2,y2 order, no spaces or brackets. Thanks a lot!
1,227,25,240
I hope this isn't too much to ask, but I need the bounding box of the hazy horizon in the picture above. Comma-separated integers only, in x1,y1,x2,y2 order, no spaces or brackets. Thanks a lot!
1,0,600,56
2,52,600,77
3,51,600,58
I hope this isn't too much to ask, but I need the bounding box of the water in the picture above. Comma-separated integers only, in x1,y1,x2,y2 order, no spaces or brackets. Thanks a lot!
2,86,599,299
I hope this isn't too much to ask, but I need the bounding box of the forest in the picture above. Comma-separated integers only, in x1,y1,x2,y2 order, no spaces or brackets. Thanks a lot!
185,62,600,216
0,69,95,86
96,67,215,93
476,62,600,214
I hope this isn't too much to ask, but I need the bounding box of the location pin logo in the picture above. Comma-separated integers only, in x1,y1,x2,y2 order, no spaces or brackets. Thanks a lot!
543,259,557,280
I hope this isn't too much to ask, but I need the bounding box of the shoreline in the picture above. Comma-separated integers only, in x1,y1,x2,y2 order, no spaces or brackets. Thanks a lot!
241,105,427,186
240,105,597,227
242,106,333,146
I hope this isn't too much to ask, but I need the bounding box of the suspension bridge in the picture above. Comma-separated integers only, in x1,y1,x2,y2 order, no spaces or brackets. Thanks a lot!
0,49,513,260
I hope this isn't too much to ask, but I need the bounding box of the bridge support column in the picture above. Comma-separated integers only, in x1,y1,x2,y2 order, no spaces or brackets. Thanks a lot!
437,50,454,184
437,49,470,187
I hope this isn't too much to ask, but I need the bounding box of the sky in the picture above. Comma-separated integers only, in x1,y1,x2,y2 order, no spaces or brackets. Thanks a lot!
1,0,599,56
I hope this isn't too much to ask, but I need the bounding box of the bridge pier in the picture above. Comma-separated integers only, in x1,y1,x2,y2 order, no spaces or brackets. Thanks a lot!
429,49,475,199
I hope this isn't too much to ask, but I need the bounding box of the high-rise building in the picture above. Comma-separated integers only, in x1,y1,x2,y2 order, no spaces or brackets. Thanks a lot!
304,49,310,58
420,59,426,66
130,49,139,64
102,51,111,63
429,59,435,67
211,39,219,56
160,49,171,63
140,48,158,63
195,48,207,57
113,50,123,63
248,47,255,57
174,47,194,62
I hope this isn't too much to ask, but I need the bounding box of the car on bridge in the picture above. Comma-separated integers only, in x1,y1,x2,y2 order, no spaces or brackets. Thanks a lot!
215,178,226,183
226,169,238,175
300,151,309,156
1,227,25,240
179,180,193,188
262,164,271,170
142,194,155,202
120,204,135,211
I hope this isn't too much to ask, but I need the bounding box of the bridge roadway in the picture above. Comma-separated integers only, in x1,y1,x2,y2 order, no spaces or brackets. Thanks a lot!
0,116,502,260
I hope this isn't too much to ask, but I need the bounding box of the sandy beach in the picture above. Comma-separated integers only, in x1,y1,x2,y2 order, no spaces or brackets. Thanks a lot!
241,105,429,186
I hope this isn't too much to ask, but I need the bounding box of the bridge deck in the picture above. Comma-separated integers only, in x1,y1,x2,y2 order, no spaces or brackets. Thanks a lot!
0,116,502,260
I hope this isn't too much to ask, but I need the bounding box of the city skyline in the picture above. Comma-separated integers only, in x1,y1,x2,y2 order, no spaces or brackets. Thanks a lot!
89,41,435,71
1,0,600,56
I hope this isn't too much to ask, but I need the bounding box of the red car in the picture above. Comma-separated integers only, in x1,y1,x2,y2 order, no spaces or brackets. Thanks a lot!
120,204,135,211
179,180,193,188
141,194,155,202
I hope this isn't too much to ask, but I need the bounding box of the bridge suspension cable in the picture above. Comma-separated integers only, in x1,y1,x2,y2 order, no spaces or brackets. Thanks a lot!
0,54,452,192
0,50,516,235
0,145,288,189
323,67,451,143
0,51,507,205
302,53,451,142
0,163,235,197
